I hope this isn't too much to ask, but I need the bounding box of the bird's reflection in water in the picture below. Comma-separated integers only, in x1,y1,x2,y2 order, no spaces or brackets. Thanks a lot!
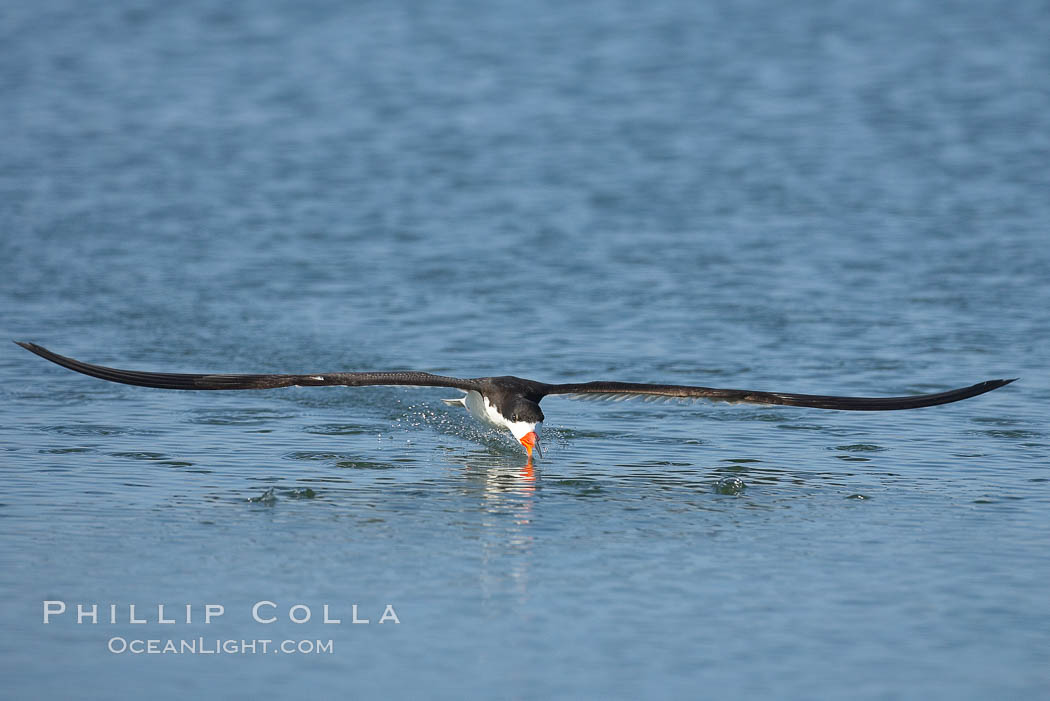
455,454,539,606
520,457,535,483
459,459,537,503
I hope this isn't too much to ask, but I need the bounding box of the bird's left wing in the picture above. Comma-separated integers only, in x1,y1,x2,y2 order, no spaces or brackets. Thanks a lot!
15,342,479,392
542,378,1016,410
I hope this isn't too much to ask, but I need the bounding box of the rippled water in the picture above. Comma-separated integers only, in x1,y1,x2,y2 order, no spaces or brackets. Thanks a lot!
2,1,1049,698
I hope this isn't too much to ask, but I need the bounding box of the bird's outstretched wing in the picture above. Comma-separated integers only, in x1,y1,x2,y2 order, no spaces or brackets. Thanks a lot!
542,378,1016,410
15,342,478,392
16,342,1016,410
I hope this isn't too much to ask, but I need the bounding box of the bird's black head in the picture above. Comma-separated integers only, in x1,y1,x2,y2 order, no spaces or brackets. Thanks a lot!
508,398,544,424
505,398,544,458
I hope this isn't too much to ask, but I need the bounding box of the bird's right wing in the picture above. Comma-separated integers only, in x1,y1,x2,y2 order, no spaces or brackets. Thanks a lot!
15,342,479,392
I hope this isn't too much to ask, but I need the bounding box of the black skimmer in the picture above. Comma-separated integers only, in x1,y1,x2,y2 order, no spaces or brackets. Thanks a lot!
15,342,1016,459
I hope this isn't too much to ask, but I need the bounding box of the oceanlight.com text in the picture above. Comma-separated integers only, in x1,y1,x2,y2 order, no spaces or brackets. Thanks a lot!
107,637,335,655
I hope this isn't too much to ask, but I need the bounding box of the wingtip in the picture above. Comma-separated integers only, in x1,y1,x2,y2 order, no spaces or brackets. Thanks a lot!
14,341,52,358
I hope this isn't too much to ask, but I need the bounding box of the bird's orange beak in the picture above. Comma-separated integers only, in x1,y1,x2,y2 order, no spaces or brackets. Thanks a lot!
519,431,538,458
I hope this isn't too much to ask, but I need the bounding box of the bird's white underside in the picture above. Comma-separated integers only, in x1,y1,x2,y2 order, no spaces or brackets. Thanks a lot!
446,390,541,442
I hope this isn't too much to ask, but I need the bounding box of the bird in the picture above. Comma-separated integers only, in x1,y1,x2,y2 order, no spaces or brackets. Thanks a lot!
15,341,1016,459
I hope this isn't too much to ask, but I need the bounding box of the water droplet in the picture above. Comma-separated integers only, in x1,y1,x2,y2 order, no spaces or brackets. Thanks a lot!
248,487,277,505
714,477,746,495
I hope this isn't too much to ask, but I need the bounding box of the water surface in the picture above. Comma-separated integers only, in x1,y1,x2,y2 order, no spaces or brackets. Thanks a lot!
2,1,1048,699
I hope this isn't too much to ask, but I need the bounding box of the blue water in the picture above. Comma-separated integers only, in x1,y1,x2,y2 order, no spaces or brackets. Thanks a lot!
2,1,1049,698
